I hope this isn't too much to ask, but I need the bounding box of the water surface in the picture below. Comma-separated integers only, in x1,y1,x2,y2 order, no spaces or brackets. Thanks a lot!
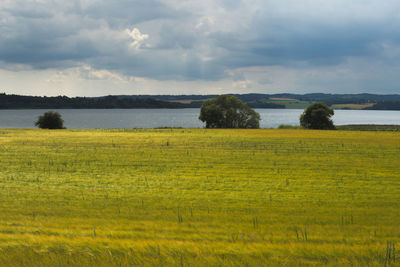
0,109,399,129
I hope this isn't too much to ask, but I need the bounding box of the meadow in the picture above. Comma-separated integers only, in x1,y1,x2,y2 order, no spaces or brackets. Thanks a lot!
264,98,312,109
0,129,399,266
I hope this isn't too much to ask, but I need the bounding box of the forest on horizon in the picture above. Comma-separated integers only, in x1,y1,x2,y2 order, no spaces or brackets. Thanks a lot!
1,92,400,110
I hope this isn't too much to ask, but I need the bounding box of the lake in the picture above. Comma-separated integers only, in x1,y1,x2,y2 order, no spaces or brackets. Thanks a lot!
0,109,399,129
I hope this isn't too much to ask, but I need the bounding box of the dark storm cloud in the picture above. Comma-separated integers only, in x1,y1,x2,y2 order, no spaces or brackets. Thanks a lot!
1,0,400,83
210,17,398,70
81,0,188,27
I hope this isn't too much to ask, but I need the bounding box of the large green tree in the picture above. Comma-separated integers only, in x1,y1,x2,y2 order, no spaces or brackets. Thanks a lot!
199,95,260,128
300,102,335,129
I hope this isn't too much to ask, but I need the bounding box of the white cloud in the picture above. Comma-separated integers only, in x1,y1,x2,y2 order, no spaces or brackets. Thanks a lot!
125,28,149,49
78,65,131,81
232,79,253,89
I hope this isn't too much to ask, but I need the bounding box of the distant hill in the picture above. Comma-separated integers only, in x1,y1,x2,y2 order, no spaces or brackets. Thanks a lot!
1,92,400,110
364,101,400,110
116,93,400,110
0,94,186,109
116,93,400,102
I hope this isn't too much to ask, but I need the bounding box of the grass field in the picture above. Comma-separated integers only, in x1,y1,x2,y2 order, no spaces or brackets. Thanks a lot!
265,99,312,109
0,129,399,266
331,103,375,110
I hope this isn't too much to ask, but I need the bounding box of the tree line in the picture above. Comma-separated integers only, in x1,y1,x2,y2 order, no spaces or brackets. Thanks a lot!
2,92,400,110
0,93,284,109
0,94,186,109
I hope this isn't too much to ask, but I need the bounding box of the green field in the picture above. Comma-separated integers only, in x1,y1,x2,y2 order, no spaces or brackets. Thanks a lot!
265,98,312,109
331,103,375,110
0,129,399,266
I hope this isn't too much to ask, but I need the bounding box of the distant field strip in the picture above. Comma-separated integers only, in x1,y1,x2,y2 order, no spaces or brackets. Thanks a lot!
0,129,399,266
266,99,312,109
331,103,375,110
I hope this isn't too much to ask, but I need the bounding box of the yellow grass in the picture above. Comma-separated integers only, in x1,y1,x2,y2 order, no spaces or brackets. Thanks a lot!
0,129,399,266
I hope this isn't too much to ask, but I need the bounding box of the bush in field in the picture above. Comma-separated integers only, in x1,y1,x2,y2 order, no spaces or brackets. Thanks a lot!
300,102,335,129
199,95,260,128
35,111,65,129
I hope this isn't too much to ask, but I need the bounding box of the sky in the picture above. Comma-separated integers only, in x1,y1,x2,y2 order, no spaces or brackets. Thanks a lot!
1,0,400,96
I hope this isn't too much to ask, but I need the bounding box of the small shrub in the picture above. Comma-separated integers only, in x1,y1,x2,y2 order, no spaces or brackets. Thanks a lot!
35,111,66,129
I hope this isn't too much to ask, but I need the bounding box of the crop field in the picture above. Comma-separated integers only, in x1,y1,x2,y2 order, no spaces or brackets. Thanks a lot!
0,129,399,266
265,98,312,109
331,103,375,110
